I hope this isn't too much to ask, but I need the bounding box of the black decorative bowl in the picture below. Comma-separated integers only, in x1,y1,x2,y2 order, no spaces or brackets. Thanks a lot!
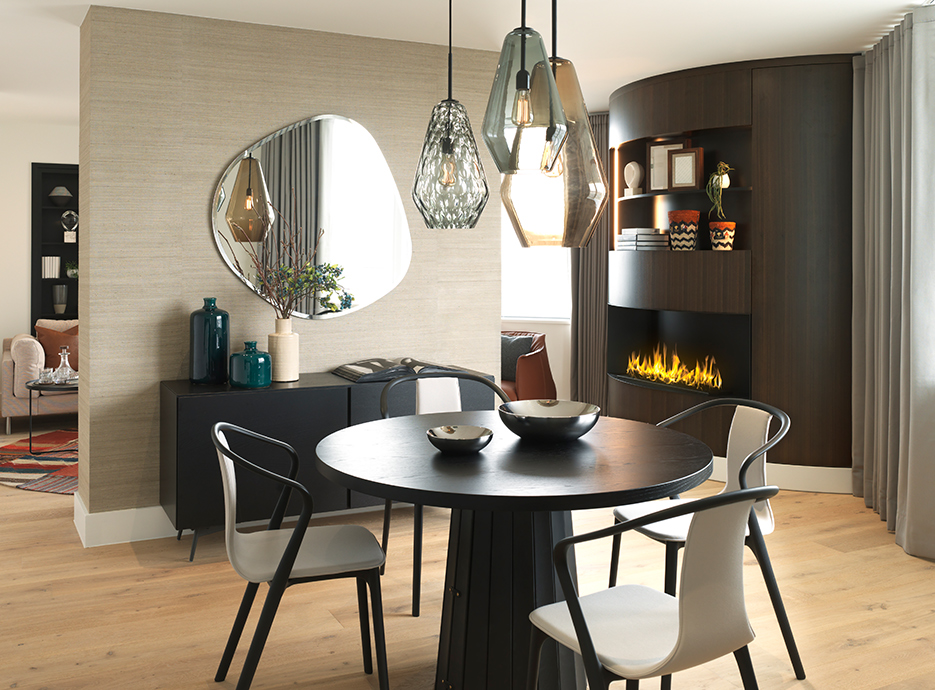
426,425,493,455
498,400,601,441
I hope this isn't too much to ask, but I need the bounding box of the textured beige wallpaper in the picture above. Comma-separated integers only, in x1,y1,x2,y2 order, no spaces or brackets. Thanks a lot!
79,7,501,513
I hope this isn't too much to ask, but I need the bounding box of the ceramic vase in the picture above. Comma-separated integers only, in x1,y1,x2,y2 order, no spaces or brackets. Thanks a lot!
230,341,272,388
268,318,299,382
668,210,700,250
190,297,229,384
709,221,737,250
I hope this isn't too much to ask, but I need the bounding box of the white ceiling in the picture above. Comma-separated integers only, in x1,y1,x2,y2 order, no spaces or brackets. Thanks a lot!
0,0,919,126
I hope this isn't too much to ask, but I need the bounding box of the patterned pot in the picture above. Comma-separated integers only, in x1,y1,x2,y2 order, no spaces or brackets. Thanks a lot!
668,210,700,251
709,221,736,250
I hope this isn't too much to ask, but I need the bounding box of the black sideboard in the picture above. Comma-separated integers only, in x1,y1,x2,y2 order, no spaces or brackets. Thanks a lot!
160,371,497,533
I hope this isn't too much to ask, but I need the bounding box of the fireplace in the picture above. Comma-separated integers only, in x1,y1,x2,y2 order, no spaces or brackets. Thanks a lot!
608,306,751,398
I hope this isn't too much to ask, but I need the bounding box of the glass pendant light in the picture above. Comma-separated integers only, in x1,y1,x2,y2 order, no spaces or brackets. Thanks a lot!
411,0,489,229
225,152,273,243
482,0,567,174
500,0,608,247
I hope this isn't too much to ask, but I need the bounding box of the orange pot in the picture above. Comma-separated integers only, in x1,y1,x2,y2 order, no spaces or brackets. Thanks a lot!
709,221,736,250
668,210,700,250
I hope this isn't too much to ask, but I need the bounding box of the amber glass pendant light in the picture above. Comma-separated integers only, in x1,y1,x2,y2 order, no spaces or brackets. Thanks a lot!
500,0,608,247
412,0,489,229
226,152,273,243
482,0,567,174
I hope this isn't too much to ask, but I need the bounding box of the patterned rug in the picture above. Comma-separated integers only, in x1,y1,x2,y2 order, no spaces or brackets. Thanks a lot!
0,430,78,494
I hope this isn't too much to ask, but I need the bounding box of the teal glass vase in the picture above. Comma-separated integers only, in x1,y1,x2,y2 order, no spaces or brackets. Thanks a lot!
190,297,229,384
230,341,272,388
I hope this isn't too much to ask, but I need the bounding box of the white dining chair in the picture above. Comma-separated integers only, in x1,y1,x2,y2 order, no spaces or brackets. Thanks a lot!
608,398,804,687
379,370,510,617
528,486,779,690
211,422,389,690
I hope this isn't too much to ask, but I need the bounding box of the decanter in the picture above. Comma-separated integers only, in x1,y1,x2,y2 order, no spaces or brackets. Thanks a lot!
53,346,77,384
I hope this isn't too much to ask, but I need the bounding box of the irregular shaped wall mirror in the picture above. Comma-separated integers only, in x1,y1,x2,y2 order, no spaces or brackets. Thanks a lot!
212,115,412,318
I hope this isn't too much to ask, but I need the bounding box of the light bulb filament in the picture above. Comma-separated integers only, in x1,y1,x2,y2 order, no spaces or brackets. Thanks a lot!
512,88,532,125
440,156,457,186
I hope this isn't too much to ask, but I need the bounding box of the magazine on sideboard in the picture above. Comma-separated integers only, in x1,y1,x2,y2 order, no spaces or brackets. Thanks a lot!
332,357,459,384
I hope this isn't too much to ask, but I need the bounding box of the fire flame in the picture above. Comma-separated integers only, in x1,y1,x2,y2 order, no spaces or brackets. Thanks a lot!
627,343,722,391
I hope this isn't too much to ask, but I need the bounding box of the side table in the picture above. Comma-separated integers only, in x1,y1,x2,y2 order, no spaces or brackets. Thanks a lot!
25,379,78,455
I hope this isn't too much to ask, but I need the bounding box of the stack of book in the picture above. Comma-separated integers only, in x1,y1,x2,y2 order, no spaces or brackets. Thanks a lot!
616,228,670,251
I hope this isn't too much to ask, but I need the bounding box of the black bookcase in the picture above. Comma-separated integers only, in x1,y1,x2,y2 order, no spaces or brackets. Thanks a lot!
31,162,79,328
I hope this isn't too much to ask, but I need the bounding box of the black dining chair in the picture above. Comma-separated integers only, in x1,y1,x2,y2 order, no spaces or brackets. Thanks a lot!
379,370,510,617
211,422,389,690
608,398,804,687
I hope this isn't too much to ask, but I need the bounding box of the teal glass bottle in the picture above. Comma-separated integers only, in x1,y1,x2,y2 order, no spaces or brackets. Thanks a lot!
230,341,272,388
190,297,230,384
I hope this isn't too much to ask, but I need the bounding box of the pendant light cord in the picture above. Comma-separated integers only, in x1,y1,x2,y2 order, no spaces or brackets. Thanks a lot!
520,0,526,75
551,0,557,60
447,0,453,101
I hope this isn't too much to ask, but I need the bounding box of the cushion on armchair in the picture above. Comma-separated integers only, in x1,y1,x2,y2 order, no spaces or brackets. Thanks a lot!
36,324,79,371
501,334,533,381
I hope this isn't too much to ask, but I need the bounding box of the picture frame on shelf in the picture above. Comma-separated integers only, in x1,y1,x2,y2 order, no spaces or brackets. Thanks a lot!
668,147,704,190
646,138,689,191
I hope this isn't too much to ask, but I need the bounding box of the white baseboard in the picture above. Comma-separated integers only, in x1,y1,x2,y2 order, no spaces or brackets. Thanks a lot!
710,457,852,494
73,494,388,547
74,492,179,547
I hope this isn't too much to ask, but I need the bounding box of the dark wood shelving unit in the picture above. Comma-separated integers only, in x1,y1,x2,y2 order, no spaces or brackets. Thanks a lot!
31,163,79,327
606,55,854,469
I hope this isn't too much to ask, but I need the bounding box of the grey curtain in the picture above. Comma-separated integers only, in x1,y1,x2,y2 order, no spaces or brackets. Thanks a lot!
570,112,611,408
261,121,321,315
853,6,935,558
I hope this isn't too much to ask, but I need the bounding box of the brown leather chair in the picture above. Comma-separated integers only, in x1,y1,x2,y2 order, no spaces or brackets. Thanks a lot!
500,330,557,401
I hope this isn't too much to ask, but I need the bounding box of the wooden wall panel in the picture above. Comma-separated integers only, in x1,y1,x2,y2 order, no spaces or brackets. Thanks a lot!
608,250,751,314
751,60,853,468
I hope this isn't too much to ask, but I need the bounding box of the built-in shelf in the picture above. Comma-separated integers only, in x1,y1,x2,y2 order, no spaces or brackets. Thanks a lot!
32,163,79,325
617,186,752,202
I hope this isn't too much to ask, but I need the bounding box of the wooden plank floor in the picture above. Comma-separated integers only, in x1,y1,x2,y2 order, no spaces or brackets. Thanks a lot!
2,471,934,688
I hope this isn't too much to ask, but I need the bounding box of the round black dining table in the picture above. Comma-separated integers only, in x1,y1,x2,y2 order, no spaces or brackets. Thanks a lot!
315,410,712,690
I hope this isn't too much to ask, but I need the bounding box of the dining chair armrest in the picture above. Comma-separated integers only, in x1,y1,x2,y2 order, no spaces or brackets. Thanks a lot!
379,370,510,418
655,398,791,489
211,421,309,531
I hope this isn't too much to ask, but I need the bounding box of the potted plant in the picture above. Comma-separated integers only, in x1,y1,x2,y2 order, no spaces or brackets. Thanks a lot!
706,161,736,250
219,191,353,381
65,261,78,279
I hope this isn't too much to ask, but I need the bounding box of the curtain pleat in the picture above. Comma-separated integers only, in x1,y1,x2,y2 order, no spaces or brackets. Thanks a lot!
854,7,935,557
261,122,319,315
570,112,611,409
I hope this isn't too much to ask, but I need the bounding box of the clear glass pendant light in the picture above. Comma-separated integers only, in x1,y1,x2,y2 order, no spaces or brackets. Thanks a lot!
225,152,273,243
500,1,608,247
482,0,567,174
412,0,489,229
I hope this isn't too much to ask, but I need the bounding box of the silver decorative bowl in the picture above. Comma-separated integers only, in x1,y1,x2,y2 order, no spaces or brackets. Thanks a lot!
498,400,601,441
426,425,493,455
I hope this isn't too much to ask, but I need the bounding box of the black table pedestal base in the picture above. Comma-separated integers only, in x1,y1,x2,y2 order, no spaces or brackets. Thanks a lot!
436,509,584,690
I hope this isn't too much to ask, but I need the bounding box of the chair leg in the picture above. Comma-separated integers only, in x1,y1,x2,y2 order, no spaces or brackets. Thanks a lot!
380,499,392,575
525,624,549,690
235,580,288,690
412,503,423,617
356,576,373,675
733,645,759,690
609,532,622,587
658,542,681,690
366,569,391,690
216,582,259,682
746,526,806,680
663,541,680,596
